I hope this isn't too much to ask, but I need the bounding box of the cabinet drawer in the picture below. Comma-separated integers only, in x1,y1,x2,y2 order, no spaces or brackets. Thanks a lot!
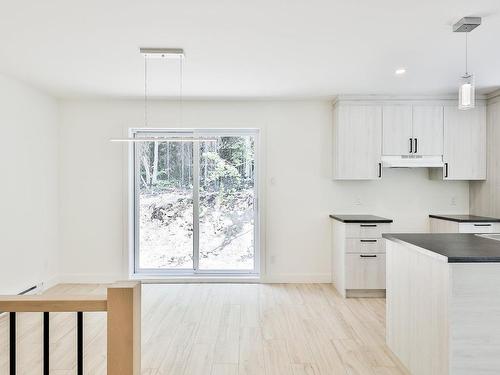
345,223,390,238
346,238,385,254
345,253,386,290
458,222,500,233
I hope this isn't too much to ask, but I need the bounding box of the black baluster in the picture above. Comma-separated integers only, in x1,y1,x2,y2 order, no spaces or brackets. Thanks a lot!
9,312,16,375
77,312,83,375
44,312,49,375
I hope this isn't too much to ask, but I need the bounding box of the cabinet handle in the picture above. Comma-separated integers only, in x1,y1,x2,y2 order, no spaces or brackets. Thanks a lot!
409,138,413,153
360,254,377,258
360,239,377,243
414,138,418,154
378,162,382,178
445,162,449,178
360,224,377,227
474,224,492,227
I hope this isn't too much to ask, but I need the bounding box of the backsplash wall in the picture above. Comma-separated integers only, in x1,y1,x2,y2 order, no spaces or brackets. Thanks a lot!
470,94,500,216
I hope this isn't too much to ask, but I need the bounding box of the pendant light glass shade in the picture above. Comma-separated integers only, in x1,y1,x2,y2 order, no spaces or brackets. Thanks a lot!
458,73,475,110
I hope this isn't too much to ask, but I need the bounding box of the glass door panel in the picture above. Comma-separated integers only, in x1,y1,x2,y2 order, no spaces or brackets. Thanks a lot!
136,139,194,270
198,136,256,271
134,130,258,275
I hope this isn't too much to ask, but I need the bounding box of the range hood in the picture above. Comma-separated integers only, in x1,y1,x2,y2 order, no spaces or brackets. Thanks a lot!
381,155,444,168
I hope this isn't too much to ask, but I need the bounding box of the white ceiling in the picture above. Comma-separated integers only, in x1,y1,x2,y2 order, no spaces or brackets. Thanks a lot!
1,0,499,99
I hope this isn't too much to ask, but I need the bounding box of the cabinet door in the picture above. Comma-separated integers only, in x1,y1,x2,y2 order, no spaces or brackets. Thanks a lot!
333,105,382,180
429,218,459,233
443,106,486,180
382,105,412,155
412,105,444,155
345,253,386,289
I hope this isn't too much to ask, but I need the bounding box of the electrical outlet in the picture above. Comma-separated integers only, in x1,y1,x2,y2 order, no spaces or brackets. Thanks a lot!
451,196,457,206
355,197,362,206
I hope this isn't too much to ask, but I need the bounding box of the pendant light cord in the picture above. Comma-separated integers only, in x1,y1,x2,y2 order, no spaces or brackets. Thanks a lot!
465,32,468,76
143,51,183,128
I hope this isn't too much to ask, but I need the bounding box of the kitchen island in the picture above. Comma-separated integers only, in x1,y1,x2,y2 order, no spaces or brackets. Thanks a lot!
383,233,500,375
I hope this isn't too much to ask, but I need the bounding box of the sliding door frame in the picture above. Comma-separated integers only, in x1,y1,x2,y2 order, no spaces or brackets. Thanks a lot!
130,128,260,277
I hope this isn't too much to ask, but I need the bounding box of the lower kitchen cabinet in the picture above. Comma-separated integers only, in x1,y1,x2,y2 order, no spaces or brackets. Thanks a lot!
429,215,500,233
345,253,386,290
330,215,392,298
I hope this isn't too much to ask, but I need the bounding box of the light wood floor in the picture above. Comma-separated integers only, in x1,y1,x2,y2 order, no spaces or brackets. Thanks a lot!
0,283,409,375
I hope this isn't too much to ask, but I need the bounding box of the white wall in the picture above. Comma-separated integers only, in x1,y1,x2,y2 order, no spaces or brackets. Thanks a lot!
58,99,469,283
0,74,59,294
470,93,500,216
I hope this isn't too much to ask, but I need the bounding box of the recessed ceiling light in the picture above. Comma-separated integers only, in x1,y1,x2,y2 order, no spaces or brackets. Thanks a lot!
395,68,406,75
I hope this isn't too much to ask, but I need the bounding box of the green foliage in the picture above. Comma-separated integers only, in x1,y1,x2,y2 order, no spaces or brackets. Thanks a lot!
201,151,241,192
138,136,254,194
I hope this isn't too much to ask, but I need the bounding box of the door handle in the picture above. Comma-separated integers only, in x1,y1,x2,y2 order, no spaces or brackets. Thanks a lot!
360,239,378,243
409,138,413,153
360,254,377,258
474,224,492,227
414,138,418,154
360,224,377,227
444,163,449,178
378,162,382,178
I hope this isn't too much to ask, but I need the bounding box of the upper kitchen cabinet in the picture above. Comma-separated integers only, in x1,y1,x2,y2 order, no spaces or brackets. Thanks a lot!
442,105,486,180
382,105,412,155
412,105,444,155
382,104,443,156
333,96,486,181
333,104,382,180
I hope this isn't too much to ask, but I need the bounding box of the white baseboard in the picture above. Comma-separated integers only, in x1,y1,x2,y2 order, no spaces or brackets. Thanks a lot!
131,275,260,283
49,273,332,285
261,273,332,283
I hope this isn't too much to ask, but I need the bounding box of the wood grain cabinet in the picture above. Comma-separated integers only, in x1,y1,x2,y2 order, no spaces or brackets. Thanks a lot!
429,216,500,233
442,106,486,180
412,105,444,155
333,97,486,181
331,216,392,298
382,105,443,156
332,104,382,180
382,105,413,155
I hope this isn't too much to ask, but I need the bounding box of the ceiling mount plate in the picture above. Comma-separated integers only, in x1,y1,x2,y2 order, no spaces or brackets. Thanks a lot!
139,48,184,59
453,17,481,32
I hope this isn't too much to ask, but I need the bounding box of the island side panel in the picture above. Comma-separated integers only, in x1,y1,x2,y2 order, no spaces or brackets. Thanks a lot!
386,240,449,375
450,263,500,375
332,220,346,297
429,218,460,233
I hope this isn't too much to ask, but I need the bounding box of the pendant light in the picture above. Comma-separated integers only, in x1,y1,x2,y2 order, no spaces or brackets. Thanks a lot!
110,48,215,143
453,17,481,110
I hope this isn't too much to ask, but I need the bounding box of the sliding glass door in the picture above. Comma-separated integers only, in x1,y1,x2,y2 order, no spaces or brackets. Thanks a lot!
133,129,259,275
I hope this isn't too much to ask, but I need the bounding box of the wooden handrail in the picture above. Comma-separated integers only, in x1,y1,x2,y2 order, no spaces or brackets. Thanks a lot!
0,281,141,375
0,295,107,312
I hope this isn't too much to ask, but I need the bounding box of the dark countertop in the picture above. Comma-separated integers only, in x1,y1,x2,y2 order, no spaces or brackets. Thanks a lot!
429,214,500,223
383,233,500,263
329,214,393,223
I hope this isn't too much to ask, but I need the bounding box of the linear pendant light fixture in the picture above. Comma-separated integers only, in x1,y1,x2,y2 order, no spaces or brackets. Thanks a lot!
453,17,481,110
110,48,215,143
